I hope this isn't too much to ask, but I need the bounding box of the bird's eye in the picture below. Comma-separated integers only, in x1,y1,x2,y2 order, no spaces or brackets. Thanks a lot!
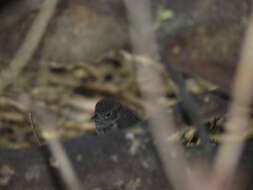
105,112,112,119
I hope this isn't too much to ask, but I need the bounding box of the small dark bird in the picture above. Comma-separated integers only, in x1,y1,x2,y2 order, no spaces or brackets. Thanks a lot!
93,98,141,134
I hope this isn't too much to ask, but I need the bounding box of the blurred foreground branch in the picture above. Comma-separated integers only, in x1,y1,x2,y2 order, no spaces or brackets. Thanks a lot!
0,0,58,93
25,96,83,190
123,0,191,189
0,0,84,188
213,10,253,187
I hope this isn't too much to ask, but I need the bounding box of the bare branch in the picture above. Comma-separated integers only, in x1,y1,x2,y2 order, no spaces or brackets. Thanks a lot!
0,0,58,92
123,0,191,189
28,112,42,146
213,11,253,186
28,99,84,190
3,0,85,188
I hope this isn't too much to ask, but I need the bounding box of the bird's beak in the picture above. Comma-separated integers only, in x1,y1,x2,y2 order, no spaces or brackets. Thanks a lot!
90,114,96,121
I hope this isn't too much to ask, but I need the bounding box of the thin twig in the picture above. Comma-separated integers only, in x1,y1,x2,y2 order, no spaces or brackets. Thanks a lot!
82,82,144,110
213,11,253,187
0,97,28,113
28,112,42,146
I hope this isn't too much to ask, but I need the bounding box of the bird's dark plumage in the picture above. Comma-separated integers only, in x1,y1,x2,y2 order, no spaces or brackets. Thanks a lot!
94,98,141,134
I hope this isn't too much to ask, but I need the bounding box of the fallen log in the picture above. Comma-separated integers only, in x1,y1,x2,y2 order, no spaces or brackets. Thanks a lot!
0,91,229,190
